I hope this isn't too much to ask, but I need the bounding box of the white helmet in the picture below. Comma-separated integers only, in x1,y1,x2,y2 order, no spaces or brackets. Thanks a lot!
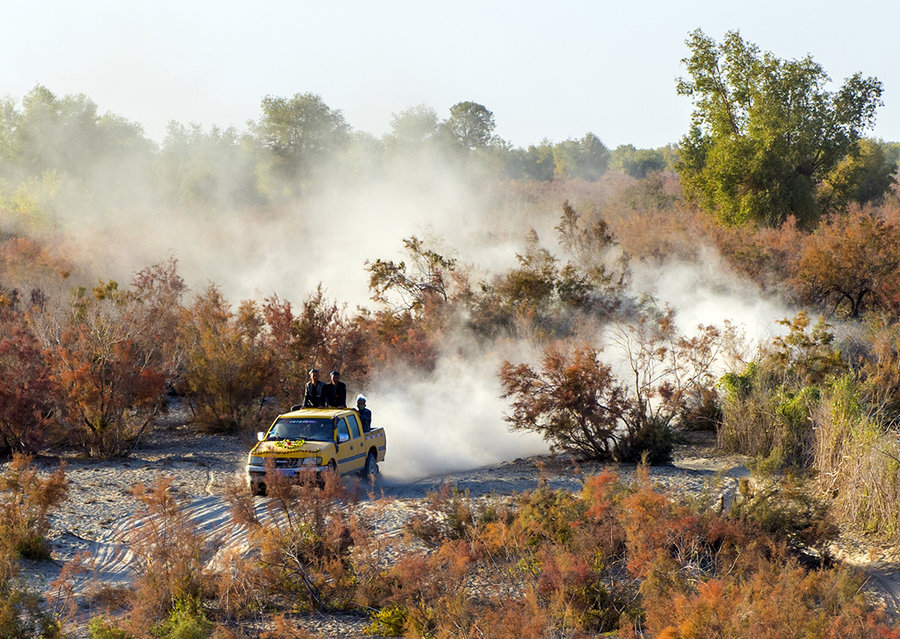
356,394,367,403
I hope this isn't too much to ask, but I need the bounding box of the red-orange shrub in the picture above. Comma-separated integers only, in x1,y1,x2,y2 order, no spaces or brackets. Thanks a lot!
177,285,274,433
0,309,58,453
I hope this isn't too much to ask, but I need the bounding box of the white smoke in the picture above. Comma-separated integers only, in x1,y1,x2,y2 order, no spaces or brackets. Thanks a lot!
629,245,792,342
369,340,549,481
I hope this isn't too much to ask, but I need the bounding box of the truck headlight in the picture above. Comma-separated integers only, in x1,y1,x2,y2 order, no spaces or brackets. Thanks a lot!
248,455,264,466
301,457,322,467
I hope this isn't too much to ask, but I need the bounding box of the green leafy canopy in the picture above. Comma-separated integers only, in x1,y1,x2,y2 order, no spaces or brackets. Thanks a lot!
676,29,884,228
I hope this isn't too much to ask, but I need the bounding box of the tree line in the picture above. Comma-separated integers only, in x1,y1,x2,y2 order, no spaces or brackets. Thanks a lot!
0,88,679,217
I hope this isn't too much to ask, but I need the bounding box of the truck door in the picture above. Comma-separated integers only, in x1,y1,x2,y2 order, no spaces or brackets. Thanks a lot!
335,417,365,473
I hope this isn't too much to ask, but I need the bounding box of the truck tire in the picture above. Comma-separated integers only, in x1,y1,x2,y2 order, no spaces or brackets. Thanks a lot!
362,450,379,480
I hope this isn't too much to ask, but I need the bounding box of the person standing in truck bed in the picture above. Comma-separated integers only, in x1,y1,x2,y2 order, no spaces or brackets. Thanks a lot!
324,370,347,408
303,369,326,407
356,394,372,432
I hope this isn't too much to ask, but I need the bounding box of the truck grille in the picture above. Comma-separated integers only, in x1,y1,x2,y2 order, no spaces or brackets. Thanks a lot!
275,458,303,468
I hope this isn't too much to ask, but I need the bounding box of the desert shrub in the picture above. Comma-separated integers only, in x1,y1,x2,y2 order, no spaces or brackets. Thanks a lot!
363,605,407,636
0,307,59,453
0,455,68,637
718,361,780,455
0,454,68,563
123,477,215,630
553,202,630,315
364,466,896,637
718,312,846,467
641,560,895,639
711,215,802,291
501,341,629,460
855,314,900,424
511,481,586,548
613,415,678,466
790,208,900,318
31,261,184,456
89,616,133,639
225,463,361,613
813,375,900,539
615,466,890,638
0,588,63,639
366,235,459,316
361,235,464,369
729,474,837,559
403,483,482,545
177,285,274,433
373,541,479,637
502,309,719,463
358,308,439,371
262,287,369,406
0,236,72,293
470,204,630,338
150,599,213,639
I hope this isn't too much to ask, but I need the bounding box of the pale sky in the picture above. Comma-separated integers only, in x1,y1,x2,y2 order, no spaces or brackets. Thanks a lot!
4,0,899,148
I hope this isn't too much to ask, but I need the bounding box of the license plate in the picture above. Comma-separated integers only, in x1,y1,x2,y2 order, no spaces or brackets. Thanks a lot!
279,469,295,477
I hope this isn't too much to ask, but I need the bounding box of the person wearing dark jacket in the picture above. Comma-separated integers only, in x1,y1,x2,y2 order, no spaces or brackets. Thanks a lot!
303,369,326,407
324,370,347,408
356,394,372,432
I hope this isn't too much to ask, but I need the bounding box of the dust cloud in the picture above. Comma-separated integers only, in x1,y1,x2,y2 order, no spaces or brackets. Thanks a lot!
366,336,549,481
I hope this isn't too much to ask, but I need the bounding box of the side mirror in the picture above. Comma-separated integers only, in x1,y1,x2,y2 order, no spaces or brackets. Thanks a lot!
257,432,265,441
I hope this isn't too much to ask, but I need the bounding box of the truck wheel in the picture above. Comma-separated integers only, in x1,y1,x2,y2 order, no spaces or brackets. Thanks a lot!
362,450,379,480
318,459,338,488
252,482,266,497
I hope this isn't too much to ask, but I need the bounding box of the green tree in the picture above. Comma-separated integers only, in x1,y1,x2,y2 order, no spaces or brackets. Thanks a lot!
676,29,884,227
0,98,20,169
385,104,439,148
155,122,260,207
441,101,496,150
13,85,149,180
505,141,555,180
610,144,666,178
552,133,609,180
819,138,897,209
251,92,350,186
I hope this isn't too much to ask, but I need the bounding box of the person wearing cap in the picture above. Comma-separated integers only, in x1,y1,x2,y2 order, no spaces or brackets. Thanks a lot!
356,394,372,432
324,370,347,408
303,368,326,407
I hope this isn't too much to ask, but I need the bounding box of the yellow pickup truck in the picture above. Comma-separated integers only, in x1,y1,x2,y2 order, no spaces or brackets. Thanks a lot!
246,407,386,495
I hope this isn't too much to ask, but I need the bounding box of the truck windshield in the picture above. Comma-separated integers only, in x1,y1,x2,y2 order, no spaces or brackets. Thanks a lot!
268,418,333,442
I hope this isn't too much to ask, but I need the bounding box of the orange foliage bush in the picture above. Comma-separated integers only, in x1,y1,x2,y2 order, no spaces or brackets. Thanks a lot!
0,455,68,637
0,308,59,453
224,463,363,614
791,209,900,318
0,236,72,294
42,280,171,456
124,476,215,630
261,286,369,407
177,285,275,433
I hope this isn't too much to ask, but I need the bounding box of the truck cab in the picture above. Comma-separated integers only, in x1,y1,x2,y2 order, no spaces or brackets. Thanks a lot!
246,407,386,495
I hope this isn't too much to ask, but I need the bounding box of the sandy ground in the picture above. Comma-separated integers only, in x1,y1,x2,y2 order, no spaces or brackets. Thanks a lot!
9,413,900,637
